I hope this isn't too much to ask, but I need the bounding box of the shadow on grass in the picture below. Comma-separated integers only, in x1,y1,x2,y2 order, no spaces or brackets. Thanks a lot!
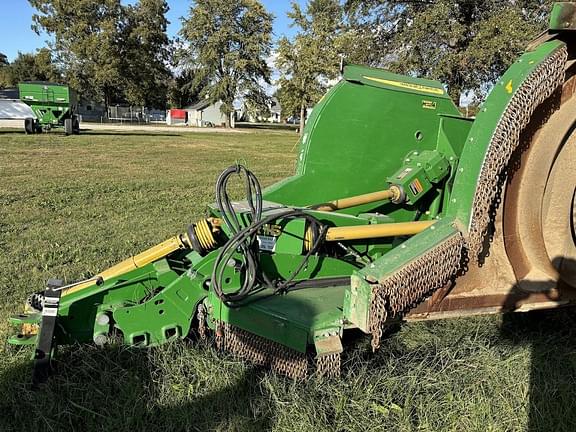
78,130,182,137
0,343,270,432
501,257,576,432
0,129,26,134
0,130,182,138
501,308,576,432
236,122,298,132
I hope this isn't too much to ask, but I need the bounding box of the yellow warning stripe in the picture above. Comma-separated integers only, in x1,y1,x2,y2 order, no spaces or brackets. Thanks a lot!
363,76,445,96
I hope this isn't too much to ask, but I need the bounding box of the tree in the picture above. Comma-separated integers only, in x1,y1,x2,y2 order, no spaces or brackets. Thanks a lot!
29,0,171,110
275,0,345,135
0,52,9,89
30,0,125,109
180,0,273,128
122,0,171,108
0,49,61,87
168,70,207,108
344,0,554,104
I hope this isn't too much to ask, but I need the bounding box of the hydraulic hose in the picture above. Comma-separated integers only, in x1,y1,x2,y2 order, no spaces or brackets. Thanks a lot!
211,165,326,306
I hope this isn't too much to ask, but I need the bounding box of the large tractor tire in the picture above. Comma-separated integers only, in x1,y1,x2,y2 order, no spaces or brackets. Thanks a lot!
24,118,35,135
72,115,80,135
64,118,73,136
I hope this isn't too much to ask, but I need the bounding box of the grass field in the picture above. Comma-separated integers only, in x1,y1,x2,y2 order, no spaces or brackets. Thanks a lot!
0,130,575,432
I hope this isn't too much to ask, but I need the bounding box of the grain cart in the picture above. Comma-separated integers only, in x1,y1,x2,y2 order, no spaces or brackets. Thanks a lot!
19,81,80,135
8,2,576,384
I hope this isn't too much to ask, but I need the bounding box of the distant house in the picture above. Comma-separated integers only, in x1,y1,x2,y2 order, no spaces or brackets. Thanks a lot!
185,99,229,127
238,98,282,124
268,98,281,123
166,109,187,126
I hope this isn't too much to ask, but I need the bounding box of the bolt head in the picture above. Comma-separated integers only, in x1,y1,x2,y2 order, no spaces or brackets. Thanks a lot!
96,313,110,326
94,334,108,346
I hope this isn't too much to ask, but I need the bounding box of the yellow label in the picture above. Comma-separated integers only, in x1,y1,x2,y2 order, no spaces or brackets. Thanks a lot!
505,80,513,94
363,76,445,96
261,224,282,237
422,100,437,110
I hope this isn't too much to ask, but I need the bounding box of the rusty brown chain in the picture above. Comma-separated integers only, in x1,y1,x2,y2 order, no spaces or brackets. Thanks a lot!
468,46,567,259
215,321,224,349
216,321,343,378
197,303,207,341
369,232,464,350
316,353,341,378
218,322,308,379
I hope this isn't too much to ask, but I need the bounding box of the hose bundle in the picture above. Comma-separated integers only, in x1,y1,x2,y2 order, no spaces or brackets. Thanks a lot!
211,165,326,306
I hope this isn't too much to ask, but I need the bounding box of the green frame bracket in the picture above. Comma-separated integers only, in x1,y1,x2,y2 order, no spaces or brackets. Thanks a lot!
344,218,461,332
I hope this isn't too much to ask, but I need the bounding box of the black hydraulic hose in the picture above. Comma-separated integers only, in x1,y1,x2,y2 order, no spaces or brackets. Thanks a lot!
211,165,326,306
213,164,263,304
215,164,262,234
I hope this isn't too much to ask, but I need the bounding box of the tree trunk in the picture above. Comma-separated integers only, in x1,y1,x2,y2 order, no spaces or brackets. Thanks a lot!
104,88,111,120
299,102,306,137
223,98,233,128
448,83,462,107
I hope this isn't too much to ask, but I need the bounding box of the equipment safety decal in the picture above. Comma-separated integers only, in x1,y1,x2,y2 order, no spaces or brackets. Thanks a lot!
409,179,424,196
257,235,277,252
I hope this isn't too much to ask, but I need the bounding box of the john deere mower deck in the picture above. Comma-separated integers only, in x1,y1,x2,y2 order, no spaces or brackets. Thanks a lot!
9,3,576,382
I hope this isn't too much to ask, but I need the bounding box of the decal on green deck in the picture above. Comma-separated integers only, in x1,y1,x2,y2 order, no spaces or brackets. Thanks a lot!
258,224,282,252
409,179,424,196
422,100,437,110
363,76,445,95
261,224,282,237
257,235,277,252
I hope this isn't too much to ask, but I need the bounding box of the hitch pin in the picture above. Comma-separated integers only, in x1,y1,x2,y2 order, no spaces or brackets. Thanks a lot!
51,276,104,292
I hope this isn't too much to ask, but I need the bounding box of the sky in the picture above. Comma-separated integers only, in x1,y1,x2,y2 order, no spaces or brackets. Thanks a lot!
0,1,303,62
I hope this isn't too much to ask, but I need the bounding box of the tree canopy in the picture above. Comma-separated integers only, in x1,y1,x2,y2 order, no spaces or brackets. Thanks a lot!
180,0,273,127
29,0,171,109
122,0,171,108
0,49,61,88
344,0,554,103
275,0,345,133
168,70,207,109
23,0,561,116
0,53,9,89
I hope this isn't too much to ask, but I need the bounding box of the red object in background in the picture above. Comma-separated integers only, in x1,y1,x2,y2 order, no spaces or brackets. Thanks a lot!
170,109,187,120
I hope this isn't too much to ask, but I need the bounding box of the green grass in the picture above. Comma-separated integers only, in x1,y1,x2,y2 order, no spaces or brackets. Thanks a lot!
1,130,575,432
